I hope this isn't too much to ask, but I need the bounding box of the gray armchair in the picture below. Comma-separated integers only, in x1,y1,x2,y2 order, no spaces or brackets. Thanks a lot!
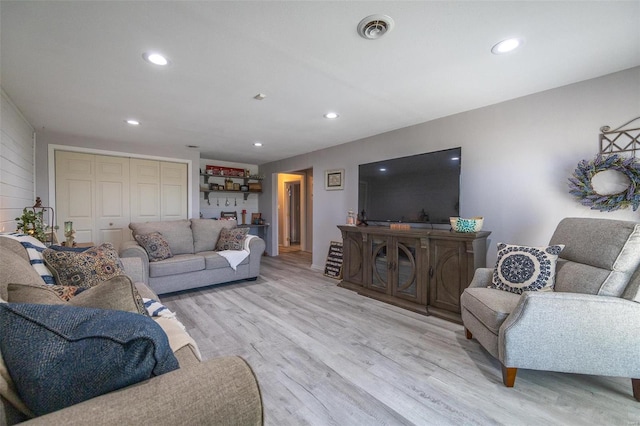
461,217,640,400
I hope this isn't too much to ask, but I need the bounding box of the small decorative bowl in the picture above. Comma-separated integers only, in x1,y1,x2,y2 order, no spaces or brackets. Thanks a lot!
450,216,484,233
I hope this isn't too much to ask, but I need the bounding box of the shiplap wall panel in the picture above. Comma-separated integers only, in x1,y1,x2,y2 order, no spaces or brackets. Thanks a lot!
1,90,35,232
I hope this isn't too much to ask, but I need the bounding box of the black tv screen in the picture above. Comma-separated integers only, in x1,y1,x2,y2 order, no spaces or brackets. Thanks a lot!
358,147,461,225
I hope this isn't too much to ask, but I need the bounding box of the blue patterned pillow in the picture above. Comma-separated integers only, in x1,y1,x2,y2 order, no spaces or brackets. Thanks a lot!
0,303,179,416
491,243,565,294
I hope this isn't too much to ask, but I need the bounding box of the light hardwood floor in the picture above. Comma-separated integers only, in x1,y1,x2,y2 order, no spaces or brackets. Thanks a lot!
161,252,640,425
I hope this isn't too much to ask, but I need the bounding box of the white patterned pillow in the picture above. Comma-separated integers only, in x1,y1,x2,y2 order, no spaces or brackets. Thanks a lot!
491,243,565,294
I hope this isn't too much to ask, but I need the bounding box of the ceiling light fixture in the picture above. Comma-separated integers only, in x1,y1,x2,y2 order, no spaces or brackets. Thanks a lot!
253,142,263,147
254,93,266,100
357,14,395,40
324,112,339,119
142,52,170,66
491,38,523,54
125,119,140,125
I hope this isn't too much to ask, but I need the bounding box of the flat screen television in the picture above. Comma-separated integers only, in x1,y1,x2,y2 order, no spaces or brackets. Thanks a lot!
358,147,461,226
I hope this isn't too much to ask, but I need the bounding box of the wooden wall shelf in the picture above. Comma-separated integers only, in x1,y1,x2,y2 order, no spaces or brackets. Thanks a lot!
200,173,262,205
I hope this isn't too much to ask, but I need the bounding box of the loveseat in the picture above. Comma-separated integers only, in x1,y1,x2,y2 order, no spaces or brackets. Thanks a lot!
0,236,263,425
120,219,265,295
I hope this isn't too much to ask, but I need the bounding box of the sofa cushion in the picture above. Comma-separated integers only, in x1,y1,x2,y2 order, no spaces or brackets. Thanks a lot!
201,250,247,270
191,219,237,253
8,275,147,315
216,227,249,251
461,287,521,335
554,259,614,295
491,243,564,294
550,218,640,296
130,220,194,255
149,254,205,278
0,246,45,301
43,243,125,288
0,303,179,417
1,234,55,284
135,232,173,262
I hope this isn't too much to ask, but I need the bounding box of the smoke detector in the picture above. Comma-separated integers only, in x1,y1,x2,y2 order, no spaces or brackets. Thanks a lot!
357,14,394,40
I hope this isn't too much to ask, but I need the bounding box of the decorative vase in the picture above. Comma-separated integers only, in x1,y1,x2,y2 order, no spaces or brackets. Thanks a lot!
64,221,76,246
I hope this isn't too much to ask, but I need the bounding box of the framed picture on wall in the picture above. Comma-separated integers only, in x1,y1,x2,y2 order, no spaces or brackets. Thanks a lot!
325,169,344,190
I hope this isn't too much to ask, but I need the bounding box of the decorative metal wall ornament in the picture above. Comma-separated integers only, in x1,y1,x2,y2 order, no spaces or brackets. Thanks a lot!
568,154,640,212
600,116,640,156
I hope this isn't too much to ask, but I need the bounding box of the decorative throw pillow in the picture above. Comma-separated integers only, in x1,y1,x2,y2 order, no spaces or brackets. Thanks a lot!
0,303,179,417
216,227,249,251
8,275,147,316
491,243,565,294
135,232,173,262
42,243,125,288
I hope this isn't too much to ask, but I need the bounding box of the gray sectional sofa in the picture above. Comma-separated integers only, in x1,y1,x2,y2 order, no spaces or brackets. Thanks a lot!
0,235,262,425
120,219,265,295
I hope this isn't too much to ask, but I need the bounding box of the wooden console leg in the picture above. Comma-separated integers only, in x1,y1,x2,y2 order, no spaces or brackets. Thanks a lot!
501,364,517,387
632,378,640,401
465,328,473,339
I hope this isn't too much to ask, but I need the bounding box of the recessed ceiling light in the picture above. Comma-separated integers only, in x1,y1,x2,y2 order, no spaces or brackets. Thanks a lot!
451,157,460,161
379,168,387,172
324,112,339,119
142,52,170,66
125,119,140,125
491,38,523,54
253,142,263,147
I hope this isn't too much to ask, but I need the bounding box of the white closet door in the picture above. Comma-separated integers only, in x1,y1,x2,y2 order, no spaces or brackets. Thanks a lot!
55,151,95,243
95,155,131,248
56,153,188,248
130,158,160,223
161,162,188,220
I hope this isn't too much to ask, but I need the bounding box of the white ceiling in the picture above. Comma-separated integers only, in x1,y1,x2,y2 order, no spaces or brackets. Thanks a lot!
2,1,639,165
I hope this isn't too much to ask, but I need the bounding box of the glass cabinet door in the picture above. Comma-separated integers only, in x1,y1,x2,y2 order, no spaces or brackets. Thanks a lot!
393,238,418,301
370,237,389,292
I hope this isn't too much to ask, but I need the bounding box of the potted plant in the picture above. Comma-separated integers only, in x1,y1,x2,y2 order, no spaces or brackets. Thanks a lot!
15,208,47,242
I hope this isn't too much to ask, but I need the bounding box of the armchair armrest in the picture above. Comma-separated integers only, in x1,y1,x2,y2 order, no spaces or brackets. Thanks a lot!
468,268,493,288
500,291,640,377
23,356,262,426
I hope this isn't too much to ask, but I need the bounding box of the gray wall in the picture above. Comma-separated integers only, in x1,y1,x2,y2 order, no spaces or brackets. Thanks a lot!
259,67,640,269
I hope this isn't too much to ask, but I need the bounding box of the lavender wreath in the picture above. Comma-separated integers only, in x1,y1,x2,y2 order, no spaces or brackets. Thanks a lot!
568,154,640,212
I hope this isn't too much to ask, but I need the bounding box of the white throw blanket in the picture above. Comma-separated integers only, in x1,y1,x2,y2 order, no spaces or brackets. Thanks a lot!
142,298,202,360
217,249,250,271
216,234,256,270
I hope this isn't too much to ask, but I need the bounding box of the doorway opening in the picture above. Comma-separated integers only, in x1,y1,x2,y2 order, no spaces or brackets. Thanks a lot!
276,169,313,260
